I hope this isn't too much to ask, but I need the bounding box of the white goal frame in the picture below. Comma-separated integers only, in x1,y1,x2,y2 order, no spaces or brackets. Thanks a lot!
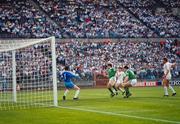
0,36,58,107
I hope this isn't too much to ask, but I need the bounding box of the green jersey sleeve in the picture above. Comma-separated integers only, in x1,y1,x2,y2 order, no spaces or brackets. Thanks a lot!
108,68,116,79
125,70,136,80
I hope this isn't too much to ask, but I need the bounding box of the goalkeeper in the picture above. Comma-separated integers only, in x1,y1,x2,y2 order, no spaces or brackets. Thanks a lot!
60,66,81,100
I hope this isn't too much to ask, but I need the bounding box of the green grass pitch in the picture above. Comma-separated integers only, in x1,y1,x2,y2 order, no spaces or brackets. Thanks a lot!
0,86,180,124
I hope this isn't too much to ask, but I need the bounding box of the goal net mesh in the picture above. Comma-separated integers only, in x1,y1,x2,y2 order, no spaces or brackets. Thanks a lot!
0,37,57,110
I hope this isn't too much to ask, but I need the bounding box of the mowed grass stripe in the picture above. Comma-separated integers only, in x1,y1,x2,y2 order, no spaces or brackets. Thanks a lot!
0,87,179,124
58,105,180,124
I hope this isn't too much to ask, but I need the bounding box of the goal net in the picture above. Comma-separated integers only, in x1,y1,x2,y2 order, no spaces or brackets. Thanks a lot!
0,36,58,110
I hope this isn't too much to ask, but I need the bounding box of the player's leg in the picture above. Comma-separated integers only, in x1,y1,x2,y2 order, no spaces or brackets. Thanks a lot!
73,85,80,100
63,82,74,100
169,85,176,96
111,78,118,95
63,88,69,100
109,78,118,96
115,82,125,95
163,79,169,96
123,83,132,98
107,79,115,97
167,80,176,96
122,79,137,98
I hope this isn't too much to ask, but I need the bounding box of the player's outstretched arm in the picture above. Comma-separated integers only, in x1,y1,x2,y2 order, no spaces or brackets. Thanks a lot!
75,74,81,80
171,62,176,68
70,72,81,80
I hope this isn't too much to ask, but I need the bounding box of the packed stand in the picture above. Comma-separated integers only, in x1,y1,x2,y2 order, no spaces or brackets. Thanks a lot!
118,0,156,7
0,0,180,38
0,0,62,38
0,39,179,90
56,39,180,80
129,8,180,37
36,0,156,38
117,0,180,37
161,0,180,7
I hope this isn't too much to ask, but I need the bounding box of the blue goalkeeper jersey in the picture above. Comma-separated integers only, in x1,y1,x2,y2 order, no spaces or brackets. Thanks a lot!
61,71,79,83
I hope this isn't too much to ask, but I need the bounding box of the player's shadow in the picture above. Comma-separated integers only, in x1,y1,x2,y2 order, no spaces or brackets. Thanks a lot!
123,96,180,101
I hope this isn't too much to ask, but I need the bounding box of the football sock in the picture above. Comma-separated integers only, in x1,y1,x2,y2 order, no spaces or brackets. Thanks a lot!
108,88,114,94
64,90,69,96
118,87,125,92
74,90,80,98
125,87,130,94
169,85,176,93
164,86,168,95
113,86,118,91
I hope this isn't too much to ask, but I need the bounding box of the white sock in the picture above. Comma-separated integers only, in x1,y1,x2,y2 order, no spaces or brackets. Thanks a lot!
64,90,69,96
169,85,176,93
119,88,125,92
164,86,168,95
112,89,116,93
74,90,80,98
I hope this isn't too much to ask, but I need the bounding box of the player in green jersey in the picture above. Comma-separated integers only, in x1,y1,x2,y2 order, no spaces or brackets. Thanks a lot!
122,65,137,98
106,63,118,97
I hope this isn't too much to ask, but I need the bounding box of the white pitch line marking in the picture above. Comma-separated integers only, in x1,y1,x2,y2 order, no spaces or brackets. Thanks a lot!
57,106,180,124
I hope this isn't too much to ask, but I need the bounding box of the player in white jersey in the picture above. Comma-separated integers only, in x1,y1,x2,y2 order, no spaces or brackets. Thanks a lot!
162,58,176,96
115,66,125,95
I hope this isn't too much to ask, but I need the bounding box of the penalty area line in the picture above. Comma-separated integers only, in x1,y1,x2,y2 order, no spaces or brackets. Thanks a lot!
57,106,180,124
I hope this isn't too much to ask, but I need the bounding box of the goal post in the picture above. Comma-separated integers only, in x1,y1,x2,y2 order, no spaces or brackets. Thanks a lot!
12,50,17,103
0,36,58,110
51,36,58,107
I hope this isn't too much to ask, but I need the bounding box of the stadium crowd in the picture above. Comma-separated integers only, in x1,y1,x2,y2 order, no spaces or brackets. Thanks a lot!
36,0,155,38
0,39,180,91
129,8,180,37
118,0,156,7
0,0,180,38
0,0,62,38
161,0,180,7
0,0,180,90
56,39,180,80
